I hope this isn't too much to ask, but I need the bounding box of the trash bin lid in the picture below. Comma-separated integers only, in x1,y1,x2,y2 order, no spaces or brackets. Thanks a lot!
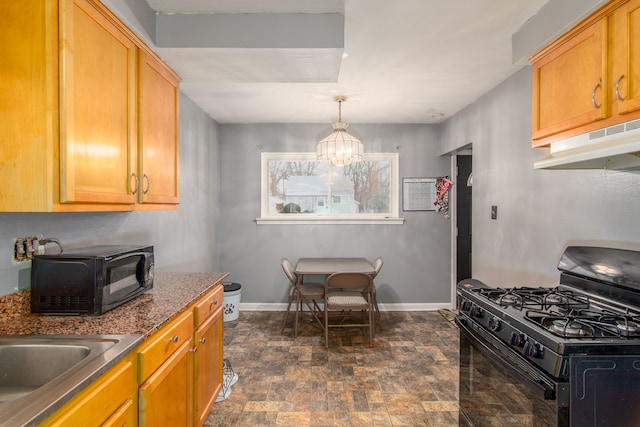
223,282,241,292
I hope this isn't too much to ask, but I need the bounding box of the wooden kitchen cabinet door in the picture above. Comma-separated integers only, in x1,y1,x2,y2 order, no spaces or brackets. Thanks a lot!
611,0,640,115
194,308,223,427
42,357,136,427
59,0,137,205
139,338,193,427
531,18,608,145
137,50,180,207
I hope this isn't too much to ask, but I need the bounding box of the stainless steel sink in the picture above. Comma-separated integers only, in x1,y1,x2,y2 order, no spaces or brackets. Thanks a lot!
0,335,142,427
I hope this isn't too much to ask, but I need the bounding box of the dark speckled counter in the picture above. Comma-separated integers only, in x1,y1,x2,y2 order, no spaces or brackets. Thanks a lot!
0,272,229,337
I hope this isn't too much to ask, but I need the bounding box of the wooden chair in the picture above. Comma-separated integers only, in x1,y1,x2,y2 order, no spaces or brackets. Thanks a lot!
280,258,324,337
324,272,374,348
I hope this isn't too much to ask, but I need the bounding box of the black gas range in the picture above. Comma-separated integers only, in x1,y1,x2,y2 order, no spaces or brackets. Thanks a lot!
456,246,640,427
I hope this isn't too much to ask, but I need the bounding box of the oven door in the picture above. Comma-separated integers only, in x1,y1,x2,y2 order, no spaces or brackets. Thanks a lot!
457,316,569,427
570,355,640,426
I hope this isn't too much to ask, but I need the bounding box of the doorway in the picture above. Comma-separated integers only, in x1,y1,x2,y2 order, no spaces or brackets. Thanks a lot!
456,155,472,283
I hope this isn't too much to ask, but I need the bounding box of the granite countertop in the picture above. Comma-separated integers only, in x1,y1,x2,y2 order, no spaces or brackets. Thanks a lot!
0,271,229,337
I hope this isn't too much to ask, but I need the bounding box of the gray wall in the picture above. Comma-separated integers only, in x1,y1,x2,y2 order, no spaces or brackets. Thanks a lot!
218,124,452,307
0,94,221,297
440,67,640,287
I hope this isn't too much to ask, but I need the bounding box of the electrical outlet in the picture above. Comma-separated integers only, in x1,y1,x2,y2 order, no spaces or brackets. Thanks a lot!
12,236,42,263
491,205,498,220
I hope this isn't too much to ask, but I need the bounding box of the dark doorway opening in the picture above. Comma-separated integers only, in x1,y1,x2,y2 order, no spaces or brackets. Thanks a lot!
456,155,472,282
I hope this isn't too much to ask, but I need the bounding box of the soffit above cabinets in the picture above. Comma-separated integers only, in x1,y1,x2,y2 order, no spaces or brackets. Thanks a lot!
102,0,552,124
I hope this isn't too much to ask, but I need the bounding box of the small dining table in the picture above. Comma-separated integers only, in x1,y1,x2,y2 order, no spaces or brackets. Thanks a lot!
294,257,375,276
294,257,377,337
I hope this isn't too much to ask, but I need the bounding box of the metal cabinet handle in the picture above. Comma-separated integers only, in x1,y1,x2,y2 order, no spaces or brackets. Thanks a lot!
591,81,601,109
143,174,150,194
200,337,206,344
211,299,218,306
190,347,198,353
615,74,625,101
130,173,139,194
170,335,179,343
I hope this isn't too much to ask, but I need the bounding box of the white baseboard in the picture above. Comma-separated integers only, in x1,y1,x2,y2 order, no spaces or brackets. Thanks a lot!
237,302,454,312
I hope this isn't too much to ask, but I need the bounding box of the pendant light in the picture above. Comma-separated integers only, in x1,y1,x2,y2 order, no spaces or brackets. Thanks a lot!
317,96,364,166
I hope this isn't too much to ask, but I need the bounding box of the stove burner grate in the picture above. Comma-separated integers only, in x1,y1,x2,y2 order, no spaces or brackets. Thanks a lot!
477,286,590,311
526,309,640,339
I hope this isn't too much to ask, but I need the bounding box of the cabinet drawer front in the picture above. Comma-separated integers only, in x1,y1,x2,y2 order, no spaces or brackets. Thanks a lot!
193,284,224,327
138,309,194,382
45,358,134,427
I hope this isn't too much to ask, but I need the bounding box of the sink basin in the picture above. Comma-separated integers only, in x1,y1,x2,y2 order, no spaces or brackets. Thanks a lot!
0,335,142,427
0,341,95,403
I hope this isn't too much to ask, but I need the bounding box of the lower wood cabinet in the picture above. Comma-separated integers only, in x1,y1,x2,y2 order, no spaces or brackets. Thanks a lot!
137,309,194,427
137,283,224,427
193,285,224,426
40,282,224,427
41,355,137,427
103,399,136,427
139,338,193,426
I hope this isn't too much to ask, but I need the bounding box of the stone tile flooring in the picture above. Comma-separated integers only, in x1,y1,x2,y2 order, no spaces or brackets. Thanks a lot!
206,311,460,426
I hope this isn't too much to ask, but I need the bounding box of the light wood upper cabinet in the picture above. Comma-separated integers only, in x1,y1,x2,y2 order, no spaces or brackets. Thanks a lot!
531,0,640,147
531,19,608,144
0,0,179,212
59,0,137,205
138,51,180,206
611,0,640,115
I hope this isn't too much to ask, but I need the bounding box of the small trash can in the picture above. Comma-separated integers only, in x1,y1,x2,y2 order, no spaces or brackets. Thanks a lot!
223,282,241,322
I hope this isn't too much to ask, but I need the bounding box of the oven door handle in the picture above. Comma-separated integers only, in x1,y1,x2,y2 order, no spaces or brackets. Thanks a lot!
457,316,559,399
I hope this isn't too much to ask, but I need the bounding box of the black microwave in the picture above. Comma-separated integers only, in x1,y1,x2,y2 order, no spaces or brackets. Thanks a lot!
31,245,154,315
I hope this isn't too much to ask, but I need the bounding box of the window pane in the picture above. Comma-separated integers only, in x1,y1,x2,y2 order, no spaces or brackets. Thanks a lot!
340,160,392,214
262,152,398,219
268,160,329,214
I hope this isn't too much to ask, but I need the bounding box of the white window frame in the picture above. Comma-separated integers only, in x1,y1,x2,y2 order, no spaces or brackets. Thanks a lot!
257,152,404,225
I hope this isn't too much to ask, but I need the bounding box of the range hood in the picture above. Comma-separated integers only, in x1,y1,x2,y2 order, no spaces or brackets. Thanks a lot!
533,118,640,170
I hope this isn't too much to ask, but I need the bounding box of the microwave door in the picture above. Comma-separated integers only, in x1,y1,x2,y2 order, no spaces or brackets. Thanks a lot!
103,252,152,309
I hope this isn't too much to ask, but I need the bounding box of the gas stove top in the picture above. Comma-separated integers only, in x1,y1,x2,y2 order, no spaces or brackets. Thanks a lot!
470,285,640,339
457,246,640,379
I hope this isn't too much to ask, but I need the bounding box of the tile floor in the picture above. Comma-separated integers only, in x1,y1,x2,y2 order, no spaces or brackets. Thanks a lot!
206,310,460,426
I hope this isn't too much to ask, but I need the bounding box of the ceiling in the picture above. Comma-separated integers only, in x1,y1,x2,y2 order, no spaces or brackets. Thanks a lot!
123,0,550,124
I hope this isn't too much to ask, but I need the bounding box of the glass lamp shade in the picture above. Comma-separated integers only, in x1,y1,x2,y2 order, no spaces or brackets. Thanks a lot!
316,122,364,167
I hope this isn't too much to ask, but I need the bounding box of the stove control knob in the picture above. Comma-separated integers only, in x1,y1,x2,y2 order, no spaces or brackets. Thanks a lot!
488,317,501,331
469,305,483,318
524,340,543,358
509,332,525,347
460,300,472,312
